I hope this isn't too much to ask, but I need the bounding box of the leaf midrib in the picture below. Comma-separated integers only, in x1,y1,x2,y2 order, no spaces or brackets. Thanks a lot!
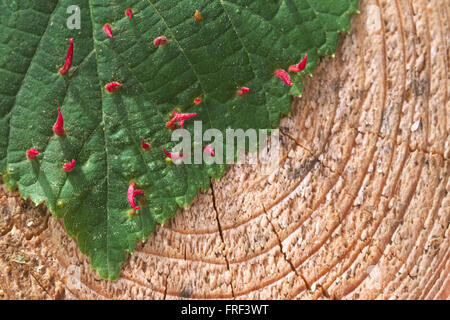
88,0,113,278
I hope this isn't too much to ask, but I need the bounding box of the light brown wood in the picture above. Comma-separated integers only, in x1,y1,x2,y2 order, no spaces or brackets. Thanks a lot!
0,0,449,300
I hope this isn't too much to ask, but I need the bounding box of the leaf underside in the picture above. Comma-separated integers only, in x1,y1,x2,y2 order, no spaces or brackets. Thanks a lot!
0,0,358,280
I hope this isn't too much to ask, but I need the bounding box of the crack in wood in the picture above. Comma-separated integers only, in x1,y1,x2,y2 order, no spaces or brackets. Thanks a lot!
210,180,235,299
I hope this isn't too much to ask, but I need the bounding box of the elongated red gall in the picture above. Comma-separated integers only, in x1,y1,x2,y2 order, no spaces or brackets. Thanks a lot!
142,141,150,150
238,87,251,96
53,108,66,136
126,9,133,19
26,148,40,160
59,38,74,75
288,53,308,73
63,159,75,172
128,182,144,210
274,69,293,86
163,146,184,160
154,36,167,46
103,24,114,39
105,82,123,93
166,110,198,130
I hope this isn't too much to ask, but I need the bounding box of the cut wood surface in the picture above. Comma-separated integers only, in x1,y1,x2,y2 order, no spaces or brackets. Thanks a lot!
0,0,449,300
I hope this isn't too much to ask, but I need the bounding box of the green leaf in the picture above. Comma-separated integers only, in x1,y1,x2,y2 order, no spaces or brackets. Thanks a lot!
0,0,358,280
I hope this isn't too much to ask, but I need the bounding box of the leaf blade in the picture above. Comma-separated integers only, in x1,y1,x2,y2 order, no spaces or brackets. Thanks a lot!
0,0,358,280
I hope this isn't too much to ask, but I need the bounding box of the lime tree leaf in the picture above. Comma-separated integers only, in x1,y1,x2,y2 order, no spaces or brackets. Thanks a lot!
0,0,358,280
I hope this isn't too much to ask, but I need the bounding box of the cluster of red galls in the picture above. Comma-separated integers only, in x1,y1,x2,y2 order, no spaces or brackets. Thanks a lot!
26,8,308,212
26,108,75,172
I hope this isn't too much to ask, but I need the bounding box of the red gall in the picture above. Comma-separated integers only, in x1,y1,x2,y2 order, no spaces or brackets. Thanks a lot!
126,9,133,19
163,146,184,160
26,148,40,160
204,145,215,156
274,69,293,86
63,159,76,172
238,87,251,96
128,182,144,210
166,110,198,130
105,82,123,93
103,24,114,39
154,36,167,46
59,38,74,75
288,53,308,73
53,108,66,137
142,141,150,150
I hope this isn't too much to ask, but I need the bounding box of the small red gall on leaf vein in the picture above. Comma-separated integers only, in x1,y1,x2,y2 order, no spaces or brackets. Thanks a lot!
274,69,293,86
126,9,133,19
59,38,74,75
154,36,167,47
142,141,150,150
103,24,114,39
105,82,123,93
166,110,198,130
194,10,203,22
238,87,251,96
53,108,66,137
194,98,202,105
128,182,144,211
204,145,215,156
26,148,40,160
163,146,184,160
63,159,76,172
288,53,308,73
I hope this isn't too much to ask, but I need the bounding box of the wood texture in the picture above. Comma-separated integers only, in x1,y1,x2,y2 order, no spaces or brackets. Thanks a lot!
0,0,449,300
